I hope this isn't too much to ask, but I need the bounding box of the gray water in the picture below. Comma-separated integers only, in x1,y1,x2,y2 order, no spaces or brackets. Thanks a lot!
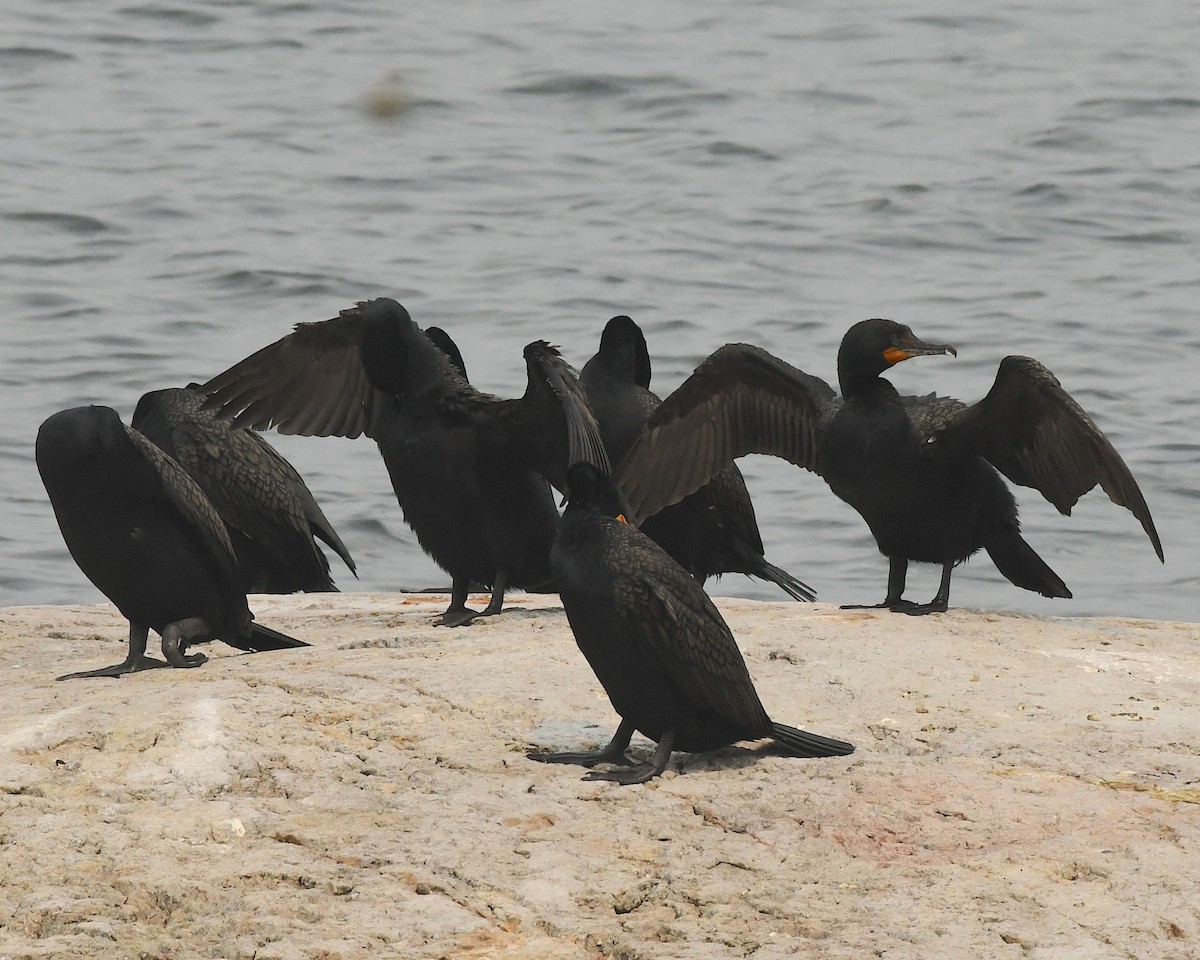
3,0,1197,621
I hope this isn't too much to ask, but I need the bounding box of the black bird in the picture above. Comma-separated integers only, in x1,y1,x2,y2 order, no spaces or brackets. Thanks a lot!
36,406,308,680
199,298,608,626
529,461,854,784
581,315,815,601
423,326,468,379
132,386,356,594
615,319,1164,615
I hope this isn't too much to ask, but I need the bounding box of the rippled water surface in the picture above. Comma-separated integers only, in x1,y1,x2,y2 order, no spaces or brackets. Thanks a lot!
4,1,1197,620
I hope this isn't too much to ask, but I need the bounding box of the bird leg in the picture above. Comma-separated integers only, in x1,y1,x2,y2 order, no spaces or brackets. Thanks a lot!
56,622,170,680
435,570,510,627
527,717,637,768
434,576,479,627
584,727,676,785
478,568,509,618
900,561,953,616
160,618,211,668
842,556,917,612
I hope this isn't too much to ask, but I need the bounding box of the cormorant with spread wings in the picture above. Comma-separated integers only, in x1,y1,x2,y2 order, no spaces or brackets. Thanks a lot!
200,298,608,625
614,318,1163,614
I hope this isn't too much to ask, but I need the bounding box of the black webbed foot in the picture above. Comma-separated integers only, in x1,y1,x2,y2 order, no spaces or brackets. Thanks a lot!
527,718,638,772
526,748,635,769
840,599,916,612
161,617,212,668
434,607,481,627
583,762,663,785
56,655,169,681
898,598,948,616
582,731,674,785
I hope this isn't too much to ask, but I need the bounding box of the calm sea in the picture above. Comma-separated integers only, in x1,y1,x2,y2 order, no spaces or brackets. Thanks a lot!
3,0,1196,621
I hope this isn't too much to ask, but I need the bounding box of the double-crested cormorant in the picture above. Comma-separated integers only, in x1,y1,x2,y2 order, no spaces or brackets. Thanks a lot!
581,316,814,601
528,461,854,784
36,406,308,680
132,386,356,594
200,298,608,626
615,319,1164,614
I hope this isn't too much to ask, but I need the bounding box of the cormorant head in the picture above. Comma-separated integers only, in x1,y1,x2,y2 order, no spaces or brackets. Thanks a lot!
358,298,453,397
36,405,158,500
36,406,124,470
837,318,956,394
594,315,651,389
564,461,630,520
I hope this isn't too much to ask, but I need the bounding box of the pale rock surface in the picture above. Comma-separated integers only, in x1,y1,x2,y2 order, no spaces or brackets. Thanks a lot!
0,593,1197,958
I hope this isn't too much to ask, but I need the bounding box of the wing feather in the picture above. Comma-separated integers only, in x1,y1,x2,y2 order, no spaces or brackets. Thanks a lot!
938,356,1163,560
612,540,771,733
613,343,837,524
199,312,376,438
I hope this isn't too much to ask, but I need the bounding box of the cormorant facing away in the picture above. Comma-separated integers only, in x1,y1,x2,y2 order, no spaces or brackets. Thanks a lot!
36,406,308,680
614,319,1163,615
581,315,815,601
132,386,356,594
528,462,853,784
199,298,609,626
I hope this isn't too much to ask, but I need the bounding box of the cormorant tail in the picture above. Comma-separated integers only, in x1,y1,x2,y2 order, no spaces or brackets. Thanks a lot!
240,623,310,651
984,530,1072,599
732,544,817,602
769,722,855,758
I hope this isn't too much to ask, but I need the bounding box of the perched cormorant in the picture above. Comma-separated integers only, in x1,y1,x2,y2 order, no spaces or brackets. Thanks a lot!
528,461,854,784
615,319,1164,614
581,315,814,601
199,298,608,626
36,406,308,679
132,386,356,594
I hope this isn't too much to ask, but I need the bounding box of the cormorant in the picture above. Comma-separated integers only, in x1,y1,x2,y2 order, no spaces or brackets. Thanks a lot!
132,386,356,594
36,406,308,679
581,315,814,601
199,298,608,626
423,326,468,379
528,461,854,784
614,319,1163,614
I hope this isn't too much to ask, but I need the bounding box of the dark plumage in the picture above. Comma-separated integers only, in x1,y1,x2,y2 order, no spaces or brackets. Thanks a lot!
580,316,815,601
423,326,468,379
132,386,356,594
199,298,608,626
528,462,854,784
36,406,308,680
615,319,1164,614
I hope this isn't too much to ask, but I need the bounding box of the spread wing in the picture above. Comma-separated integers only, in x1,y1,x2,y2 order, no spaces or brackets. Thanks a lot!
612,537,771,733
199,307,377,438
613,343,838,524
937,355,1163,560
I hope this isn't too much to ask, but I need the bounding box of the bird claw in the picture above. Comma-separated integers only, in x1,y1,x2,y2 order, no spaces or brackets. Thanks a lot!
582,763,660,785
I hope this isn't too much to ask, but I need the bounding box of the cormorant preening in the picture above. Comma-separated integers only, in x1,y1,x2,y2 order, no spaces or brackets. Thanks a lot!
581,316,814,601
36,406,308,680
615,319,1163,614
199,298,608,626
132,386,356,594
528,462,854,784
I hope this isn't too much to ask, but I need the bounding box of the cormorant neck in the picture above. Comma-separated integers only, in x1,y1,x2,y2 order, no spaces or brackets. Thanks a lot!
838,366,894,399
